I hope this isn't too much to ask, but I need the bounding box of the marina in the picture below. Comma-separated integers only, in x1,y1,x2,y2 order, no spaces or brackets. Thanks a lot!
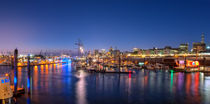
1,48,210,104
1,47,210,104
1,63,210,104
1,0,210,104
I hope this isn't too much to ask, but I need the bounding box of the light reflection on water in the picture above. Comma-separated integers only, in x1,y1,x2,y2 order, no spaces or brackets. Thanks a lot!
0,64,210,104
75,70,88,104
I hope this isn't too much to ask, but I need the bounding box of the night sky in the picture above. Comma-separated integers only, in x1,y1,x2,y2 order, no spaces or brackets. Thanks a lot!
0,0,210,51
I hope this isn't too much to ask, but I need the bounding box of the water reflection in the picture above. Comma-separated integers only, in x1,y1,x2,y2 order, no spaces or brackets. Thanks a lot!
127,75,132,103
170,71,174,93
1,64,210,104
75,70,88,104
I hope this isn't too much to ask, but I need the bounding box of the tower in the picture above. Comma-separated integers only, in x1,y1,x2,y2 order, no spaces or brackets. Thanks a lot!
201,33,205,43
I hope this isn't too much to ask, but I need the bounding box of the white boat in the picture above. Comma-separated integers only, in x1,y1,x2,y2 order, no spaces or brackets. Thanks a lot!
146,64,155,70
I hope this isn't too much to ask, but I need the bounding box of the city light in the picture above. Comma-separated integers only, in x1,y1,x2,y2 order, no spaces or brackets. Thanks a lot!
0,1,209,104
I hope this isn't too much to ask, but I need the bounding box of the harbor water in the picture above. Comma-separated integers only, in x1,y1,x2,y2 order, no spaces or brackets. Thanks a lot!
1,63,210,104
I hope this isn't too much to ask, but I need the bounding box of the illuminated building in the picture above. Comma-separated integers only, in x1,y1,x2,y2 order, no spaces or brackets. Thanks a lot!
192,33,206,53
94,50,99,56
100,49,106,55
193,43,206,53
179,43,189,54
163,46,179,55
113,49,121,57
163,46,172,54
133,48,140,54
109,46,114,56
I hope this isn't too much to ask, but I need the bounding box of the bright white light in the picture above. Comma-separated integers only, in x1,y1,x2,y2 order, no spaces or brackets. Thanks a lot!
80,47,84,53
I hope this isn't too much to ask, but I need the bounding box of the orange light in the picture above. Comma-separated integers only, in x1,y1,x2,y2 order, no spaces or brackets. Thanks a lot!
195,61,199,66
5,73,9,76
34,65,38,70
18,67,22,71
144,61,148,65
17,63,22,66
187,60,199,67
41,65,44,70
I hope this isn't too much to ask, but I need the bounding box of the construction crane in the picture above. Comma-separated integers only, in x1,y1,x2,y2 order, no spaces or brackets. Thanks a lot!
75,39,84,56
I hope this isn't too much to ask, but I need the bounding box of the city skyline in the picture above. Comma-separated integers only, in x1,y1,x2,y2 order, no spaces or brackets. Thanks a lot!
0,34,207,55
1,1,210,104
0,0,210,51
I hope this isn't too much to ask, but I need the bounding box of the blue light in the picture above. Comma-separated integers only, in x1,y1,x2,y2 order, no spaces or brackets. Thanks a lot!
5,79,9,83
62,58,71,63
1,79,4,83
27,78,30,88
14,77,17,84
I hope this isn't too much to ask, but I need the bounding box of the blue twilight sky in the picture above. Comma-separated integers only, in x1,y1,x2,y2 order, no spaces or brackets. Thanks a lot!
0,0,210,51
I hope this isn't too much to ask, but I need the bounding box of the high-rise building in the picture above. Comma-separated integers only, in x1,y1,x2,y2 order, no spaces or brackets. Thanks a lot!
192,33,206,53
179,43,189,54
193,43,206,53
